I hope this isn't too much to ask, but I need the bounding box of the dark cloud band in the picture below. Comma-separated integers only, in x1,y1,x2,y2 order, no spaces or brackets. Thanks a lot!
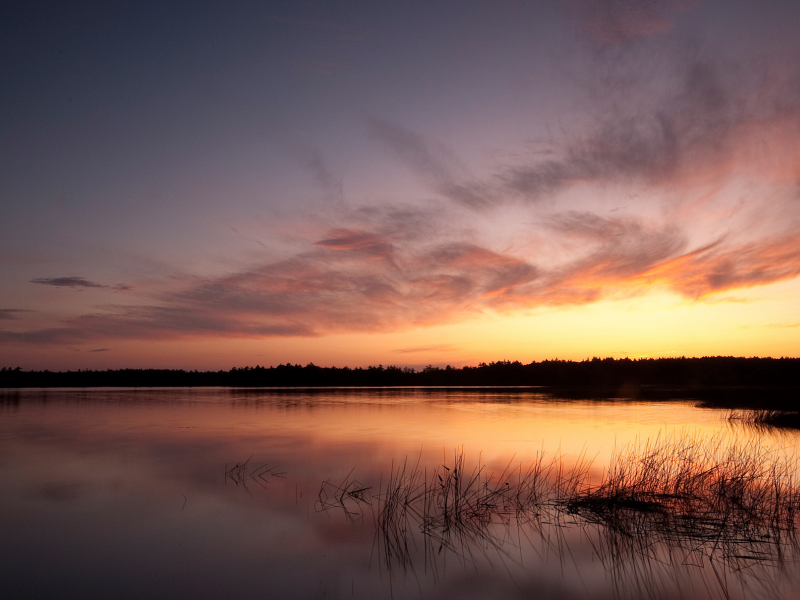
30,277,132,291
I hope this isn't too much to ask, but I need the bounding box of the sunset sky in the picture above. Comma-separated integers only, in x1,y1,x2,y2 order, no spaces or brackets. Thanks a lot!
2,0,800,370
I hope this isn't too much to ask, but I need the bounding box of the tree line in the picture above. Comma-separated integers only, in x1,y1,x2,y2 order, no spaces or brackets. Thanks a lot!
2,356,799,389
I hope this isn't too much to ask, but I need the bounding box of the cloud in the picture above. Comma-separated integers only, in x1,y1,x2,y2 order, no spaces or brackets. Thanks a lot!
0,307,315,345
314,229,394,259
10,56,800,348
166,232,540,334
0,207,534,344
358,43,800,321
7,39,800,348
5,201,800,346
300,148,344,203
764,322,800,329
368,118,493,208
640,235,800,298
0,309,31,320
565,0,697,46
502,61,798,204
31,277,105,288
394,345,456,354
89,348,110,353
30,277,132,291
535,211,689,301
369,51,800,212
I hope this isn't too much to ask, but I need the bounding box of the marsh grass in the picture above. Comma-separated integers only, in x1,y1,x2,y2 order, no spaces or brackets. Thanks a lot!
730,409,800,431
316,470,372,516
225,456,286,488
318,433,800,583
565,434,800,565
362,449,596,567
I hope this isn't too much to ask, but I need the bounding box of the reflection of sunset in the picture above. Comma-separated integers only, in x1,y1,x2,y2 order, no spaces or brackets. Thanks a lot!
6,276,800,369
0,389,753,471
5,389,800,600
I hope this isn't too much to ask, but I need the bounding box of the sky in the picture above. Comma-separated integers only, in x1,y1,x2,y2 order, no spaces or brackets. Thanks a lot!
2,0,800,370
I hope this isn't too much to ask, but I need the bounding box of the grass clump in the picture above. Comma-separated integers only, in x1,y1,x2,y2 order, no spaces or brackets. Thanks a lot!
317,434,800,598
566,434,800,558
731,409,800,431
318,433,800,578
225,456,286,488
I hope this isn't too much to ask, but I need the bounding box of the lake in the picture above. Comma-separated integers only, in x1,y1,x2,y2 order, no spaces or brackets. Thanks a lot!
1,387,799,600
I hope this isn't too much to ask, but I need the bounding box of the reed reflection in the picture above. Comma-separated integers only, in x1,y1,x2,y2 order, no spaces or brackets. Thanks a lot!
316,434,800,600
4,389,800,600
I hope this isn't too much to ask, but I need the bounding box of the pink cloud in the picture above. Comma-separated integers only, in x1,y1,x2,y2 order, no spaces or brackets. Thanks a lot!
4,205,800,346
6,45,800,348
565,0,698,46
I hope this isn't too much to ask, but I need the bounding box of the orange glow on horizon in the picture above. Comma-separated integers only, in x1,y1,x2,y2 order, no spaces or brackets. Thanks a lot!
5,277,798,371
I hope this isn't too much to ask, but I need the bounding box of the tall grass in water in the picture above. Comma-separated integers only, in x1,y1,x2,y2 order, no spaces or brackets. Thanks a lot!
367,448,593,566
568,433,800,553
225,457,286,488
730,409,800,431
318,434,800,574
563,434,800,600
314,434,800,598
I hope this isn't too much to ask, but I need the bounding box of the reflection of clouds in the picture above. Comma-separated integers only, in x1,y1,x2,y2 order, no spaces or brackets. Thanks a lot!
6,390,800,599
323,444,800,600
26,481,84,503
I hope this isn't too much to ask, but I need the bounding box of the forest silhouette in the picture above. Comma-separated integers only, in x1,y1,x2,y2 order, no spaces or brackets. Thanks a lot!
2,357,799,409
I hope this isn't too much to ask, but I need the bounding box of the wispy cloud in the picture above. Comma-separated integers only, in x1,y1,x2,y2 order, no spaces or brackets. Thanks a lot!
31,277,105,288
6,25,800,349
0,309,32,320
565,0,698,46
394,344,456,354
368,118,494,208
300,148,344,203
765,322,800,329
643,236,800,298
369,51,800,212
4,201,799,346
30,277,132,291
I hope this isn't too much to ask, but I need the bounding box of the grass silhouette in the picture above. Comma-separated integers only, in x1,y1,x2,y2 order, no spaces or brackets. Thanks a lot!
318,433,800,586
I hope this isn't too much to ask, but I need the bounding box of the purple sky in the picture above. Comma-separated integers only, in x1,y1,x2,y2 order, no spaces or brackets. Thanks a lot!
2,0,800,369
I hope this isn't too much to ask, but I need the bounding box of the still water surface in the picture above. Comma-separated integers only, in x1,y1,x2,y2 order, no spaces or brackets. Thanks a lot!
1,388,798,600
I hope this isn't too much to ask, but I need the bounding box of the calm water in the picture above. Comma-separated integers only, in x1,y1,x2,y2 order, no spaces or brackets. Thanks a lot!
1,388,798,600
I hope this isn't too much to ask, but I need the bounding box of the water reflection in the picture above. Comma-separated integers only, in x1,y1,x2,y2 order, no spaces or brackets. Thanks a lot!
1,388,799,599
313,436,800,600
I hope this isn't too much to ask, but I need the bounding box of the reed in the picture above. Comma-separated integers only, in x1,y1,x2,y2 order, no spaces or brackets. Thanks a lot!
371,449,561,559
314,434,800,598
316,470,372,515
566,432,800,553
731,409,800,431
225,457,286,488
323,433,800,571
